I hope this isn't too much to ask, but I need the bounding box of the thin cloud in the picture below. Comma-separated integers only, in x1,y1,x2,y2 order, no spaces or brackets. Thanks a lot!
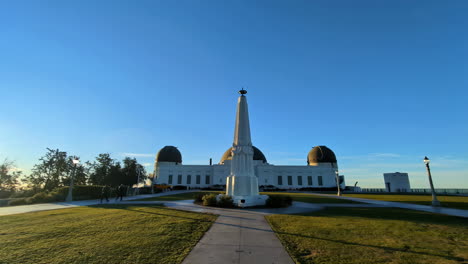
120,153,154,158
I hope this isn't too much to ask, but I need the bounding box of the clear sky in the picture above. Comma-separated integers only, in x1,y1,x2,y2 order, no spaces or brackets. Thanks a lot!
1,0,467,188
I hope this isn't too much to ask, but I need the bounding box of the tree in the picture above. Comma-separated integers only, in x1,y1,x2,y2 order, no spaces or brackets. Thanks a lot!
121,157,146,186
27,148,70,191
88,153,114,185
0,159,21,192
62,156,89,186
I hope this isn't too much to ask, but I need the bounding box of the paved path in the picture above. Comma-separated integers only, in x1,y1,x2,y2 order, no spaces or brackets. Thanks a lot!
0,190,196,216
308,192,468,218
158,200,298,264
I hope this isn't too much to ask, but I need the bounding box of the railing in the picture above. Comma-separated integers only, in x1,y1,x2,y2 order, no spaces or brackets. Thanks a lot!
358,188,468,195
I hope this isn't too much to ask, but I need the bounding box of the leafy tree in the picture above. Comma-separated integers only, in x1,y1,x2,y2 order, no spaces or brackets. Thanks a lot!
62,156,88,186
88,153,114,185
121,157,146,186
107,162,123,187
27,148,70,191
0,159,21,192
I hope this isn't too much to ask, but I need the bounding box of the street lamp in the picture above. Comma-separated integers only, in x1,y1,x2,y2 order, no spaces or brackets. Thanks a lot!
423,156,440,206
335,170,342,196
66,158,80,202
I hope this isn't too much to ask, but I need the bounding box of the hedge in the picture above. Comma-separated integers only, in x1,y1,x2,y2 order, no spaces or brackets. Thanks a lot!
8,185,107,206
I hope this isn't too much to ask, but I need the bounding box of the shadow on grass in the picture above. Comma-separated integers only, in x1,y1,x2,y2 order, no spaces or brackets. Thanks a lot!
272,207,467,262
301,207,467,227
275,230,465,262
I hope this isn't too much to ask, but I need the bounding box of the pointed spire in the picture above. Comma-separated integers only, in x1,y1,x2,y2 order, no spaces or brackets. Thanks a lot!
233,89,252,146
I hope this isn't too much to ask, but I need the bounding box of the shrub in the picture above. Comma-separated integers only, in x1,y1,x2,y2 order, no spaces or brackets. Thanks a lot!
194,193,205,203
172,185,187,190
217,194,234,208
7,185,106,206
266,195,293,208
8,198,31,206
9,189,39,198
202,194,218,206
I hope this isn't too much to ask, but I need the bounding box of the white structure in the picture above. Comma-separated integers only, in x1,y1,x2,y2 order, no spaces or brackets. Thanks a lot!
152,90,345,197
384,172,411,192
224,89,268,206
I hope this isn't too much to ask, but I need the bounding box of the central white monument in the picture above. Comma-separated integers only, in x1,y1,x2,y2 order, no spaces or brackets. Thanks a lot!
225,89,268,207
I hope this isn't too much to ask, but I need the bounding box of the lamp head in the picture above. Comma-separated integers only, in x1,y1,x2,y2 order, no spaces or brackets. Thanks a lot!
423,156,430,165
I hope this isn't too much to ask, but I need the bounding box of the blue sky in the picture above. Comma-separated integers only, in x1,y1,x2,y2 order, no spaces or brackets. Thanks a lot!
1,0,467,188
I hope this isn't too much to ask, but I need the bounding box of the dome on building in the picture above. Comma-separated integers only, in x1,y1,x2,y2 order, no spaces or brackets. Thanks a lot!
156,146,182,163
307,146,337,165
220,146,267,164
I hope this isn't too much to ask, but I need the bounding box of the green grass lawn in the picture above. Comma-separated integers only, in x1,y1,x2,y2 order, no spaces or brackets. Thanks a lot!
344,194,468,210
262,192,363,204
135,191,223,201
267,207,468,264
0,204,216,264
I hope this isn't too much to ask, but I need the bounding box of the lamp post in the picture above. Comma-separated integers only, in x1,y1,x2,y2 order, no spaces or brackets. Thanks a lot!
423,156,440,206
335,170,342,196
66,158,80,202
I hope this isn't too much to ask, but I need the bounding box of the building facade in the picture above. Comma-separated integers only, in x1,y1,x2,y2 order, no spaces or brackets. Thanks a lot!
383,172,411,192
153,145,345,190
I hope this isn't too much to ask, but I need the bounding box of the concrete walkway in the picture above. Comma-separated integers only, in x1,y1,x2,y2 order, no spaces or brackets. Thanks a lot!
308,192,468,218
155,200,297,264
0,190,196,216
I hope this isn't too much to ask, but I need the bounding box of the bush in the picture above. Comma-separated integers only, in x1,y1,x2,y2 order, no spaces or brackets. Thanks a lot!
8,198,31,206
217,194,234,208
9,189,39,198
0,190,12,199
194,193,205,203
7,185,107,206
172,185,187,190
202,194,218,206
266,195,293,208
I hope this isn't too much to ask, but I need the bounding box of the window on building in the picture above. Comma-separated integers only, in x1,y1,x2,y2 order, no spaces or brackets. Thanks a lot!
168,175,173,184
187,175,191,184
307,176,313,186
205,175,210,184
177,174,182,184
278,176,283,185
196,175,201,184
318,176,323,186
287,176,292,185
297,176,302,186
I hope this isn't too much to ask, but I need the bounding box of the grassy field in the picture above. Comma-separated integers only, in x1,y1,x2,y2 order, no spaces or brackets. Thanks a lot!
262,192,363,204
344,194,468,210
0,204,216,264
267,207,468,264
136,191,362,204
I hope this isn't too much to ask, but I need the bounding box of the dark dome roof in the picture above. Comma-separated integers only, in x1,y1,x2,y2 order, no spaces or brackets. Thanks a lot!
156,146,182,163
220,146,267,164
308,146,337,164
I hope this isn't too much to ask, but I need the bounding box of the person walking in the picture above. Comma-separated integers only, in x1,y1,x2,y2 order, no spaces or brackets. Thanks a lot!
116,184,125,202
101,185,110,203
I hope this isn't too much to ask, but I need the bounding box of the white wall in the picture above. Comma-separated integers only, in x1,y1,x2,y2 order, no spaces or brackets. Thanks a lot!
154,161,343,189
383,172,411,192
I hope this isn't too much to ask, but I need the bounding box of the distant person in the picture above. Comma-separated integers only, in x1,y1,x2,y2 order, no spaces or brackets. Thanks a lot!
101,185,110,203
116,184,125,201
